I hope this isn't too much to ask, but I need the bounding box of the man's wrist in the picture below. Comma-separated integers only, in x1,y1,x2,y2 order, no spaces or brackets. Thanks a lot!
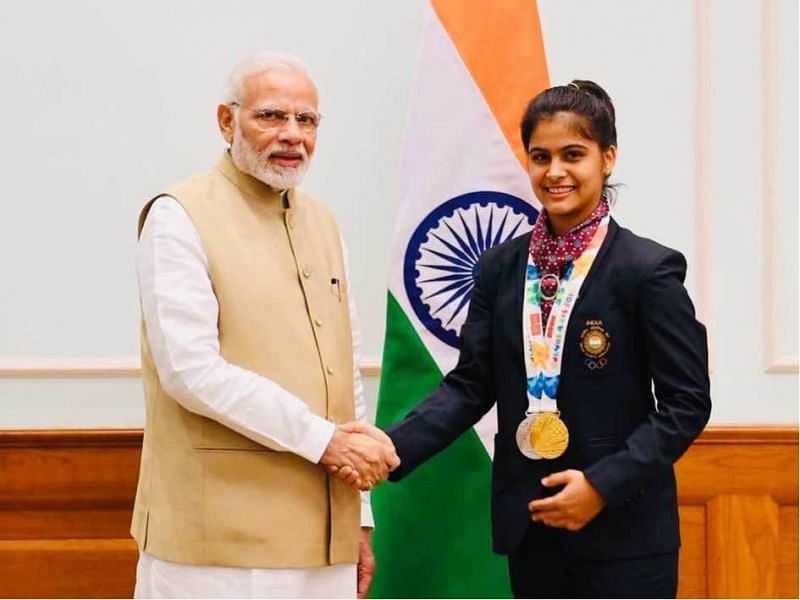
307,418,337,464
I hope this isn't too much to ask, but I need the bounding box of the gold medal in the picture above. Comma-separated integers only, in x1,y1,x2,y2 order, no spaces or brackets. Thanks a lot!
530,412,569,459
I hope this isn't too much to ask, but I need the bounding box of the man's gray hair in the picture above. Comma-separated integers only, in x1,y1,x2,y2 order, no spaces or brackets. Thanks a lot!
222,51,313,105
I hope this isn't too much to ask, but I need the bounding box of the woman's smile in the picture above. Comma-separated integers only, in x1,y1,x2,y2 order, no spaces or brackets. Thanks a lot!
542,184,577,199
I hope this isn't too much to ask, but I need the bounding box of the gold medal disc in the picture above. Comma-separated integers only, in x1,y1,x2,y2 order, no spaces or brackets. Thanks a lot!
530,413,569,459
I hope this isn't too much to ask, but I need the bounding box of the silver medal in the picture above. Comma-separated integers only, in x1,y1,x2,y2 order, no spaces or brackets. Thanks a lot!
515,414,542,460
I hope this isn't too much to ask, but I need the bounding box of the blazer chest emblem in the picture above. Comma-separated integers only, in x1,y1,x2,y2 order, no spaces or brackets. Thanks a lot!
579,320,611,370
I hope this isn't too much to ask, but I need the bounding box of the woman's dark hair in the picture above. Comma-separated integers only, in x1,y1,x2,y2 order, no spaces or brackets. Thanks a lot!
520,80,617,151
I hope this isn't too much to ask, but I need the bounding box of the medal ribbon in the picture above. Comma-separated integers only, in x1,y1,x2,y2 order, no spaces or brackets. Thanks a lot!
522,215,610,415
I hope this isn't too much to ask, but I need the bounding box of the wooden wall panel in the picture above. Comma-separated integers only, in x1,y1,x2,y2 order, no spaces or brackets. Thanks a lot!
0,430,140,509
677,505,707,598
0,539,138,599
706,495,780,597
675,428,797,505
0,427,796,599
778,507,799,598
675,427,798,599
0,509,133,540
0,430,141,599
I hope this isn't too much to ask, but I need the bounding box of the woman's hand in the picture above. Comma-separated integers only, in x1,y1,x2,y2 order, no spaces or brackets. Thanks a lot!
528,469,605,531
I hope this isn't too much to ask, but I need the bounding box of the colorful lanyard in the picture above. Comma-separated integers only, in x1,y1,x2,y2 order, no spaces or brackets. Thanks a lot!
523,215,610,412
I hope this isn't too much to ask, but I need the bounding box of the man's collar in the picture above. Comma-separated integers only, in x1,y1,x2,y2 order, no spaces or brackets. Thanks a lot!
216,151,296,209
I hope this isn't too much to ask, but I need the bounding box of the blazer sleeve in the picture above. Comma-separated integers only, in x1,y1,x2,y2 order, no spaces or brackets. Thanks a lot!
387,252,497,480
583,248,711,508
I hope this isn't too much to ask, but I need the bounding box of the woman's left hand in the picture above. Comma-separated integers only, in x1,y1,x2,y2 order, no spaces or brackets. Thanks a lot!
528,469,605,531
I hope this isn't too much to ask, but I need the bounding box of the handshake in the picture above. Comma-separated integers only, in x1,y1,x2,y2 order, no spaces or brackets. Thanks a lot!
320,421,400,491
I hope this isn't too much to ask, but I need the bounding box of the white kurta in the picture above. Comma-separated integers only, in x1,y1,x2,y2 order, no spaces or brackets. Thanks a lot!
134,197,371,599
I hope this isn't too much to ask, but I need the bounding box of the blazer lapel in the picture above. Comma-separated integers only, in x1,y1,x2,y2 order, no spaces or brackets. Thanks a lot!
572,217,619,311
509,233,532,364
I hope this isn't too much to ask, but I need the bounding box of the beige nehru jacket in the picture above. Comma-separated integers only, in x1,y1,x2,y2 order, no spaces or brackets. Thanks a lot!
131,153,360,568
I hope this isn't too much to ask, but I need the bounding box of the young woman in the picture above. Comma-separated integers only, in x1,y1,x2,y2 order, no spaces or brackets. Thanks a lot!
359,81,710,598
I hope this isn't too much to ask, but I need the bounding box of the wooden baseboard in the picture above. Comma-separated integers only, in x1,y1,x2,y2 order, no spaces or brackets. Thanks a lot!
0,426,796,598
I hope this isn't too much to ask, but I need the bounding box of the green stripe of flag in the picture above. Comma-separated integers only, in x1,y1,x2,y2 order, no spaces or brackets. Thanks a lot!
370,292,512,598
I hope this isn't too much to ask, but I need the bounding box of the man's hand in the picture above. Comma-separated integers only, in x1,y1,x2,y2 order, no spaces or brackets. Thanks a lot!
332,421,401,489
340,420,397,460
320,424,400,490
528,469,605,531
357,528,375,599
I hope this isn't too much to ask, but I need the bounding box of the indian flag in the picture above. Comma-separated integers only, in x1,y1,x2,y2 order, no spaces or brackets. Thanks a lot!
371,1,550,597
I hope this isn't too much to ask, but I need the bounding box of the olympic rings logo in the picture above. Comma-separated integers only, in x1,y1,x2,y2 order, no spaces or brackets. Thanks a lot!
584,357,608,370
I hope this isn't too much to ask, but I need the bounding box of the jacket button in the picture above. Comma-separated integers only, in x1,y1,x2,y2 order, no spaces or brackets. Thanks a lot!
326,366,334,375
302,268,312,278
314,317,323,327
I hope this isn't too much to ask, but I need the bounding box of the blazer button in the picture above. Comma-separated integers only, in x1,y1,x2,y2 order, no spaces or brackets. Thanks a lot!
326,366,334,375
302,268,312,278
314,317,323,327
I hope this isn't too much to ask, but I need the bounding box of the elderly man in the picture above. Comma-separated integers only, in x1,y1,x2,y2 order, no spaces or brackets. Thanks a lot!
131,52,398,599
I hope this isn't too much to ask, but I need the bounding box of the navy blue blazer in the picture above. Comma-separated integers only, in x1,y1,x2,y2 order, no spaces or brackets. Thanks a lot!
387,218,711,559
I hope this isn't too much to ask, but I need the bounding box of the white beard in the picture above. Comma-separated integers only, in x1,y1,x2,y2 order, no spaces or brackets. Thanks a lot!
230,123,310,190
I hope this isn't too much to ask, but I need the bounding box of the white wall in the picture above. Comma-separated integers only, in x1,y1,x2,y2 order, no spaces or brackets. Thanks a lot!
0,0,795,427
537,0,797,424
